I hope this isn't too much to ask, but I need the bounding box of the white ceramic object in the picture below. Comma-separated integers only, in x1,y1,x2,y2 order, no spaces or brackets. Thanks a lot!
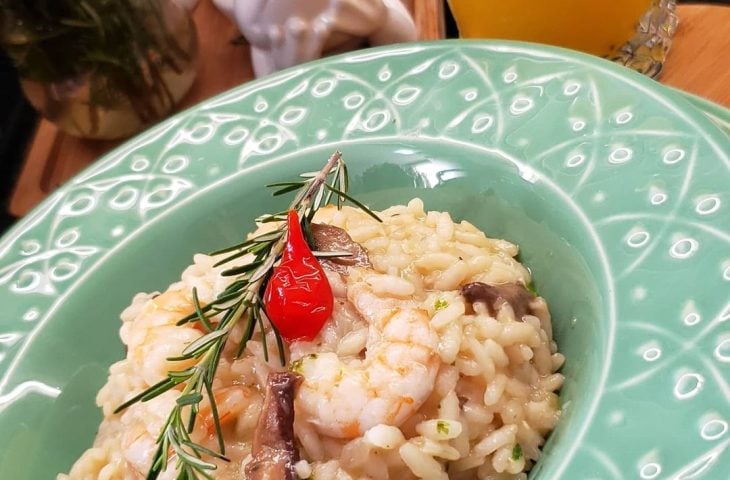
212,0,417,77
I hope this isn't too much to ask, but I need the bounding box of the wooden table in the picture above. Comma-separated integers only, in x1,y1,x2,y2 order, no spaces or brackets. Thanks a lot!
8,1,729,217
660,4,730,108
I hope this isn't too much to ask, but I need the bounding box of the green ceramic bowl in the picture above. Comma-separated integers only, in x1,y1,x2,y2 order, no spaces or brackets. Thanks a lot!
0,41,728,479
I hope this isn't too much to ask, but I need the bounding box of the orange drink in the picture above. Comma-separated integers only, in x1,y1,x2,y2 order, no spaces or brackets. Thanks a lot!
448,0,654,57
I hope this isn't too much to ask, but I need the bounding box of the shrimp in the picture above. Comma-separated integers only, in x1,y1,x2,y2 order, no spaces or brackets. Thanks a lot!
197,385,261,435
118,252,240,389
295,273,440,439
120,386,262,479
119,288,203,387
121,391,180,480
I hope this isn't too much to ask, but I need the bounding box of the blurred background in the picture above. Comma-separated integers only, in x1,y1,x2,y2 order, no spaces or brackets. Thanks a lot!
0,51,36,232
0,0,727,235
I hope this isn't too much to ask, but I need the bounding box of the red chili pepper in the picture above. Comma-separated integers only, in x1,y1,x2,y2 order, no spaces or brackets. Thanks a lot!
263,210,333,342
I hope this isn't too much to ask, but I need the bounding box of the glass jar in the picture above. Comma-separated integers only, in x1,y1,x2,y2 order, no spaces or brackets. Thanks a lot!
1,0,198,140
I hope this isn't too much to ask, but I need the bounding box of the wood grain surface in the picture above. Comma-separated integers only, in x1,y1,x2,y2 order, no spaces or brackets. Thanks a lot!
8,1,728,217
660,4,730,107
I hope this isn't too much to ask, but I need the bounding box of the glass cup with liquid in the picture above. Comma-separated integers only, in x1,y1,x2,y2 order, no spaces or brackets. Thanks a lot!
447,0,678,77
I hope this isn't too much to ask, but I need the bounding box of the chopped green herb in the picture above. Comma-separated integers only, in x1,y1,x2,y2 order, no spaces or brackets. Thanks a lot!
290,354,318,374
434,298,449,311
526,282,538,296
511,443,523,461
436,420,450,435
290,358,304,374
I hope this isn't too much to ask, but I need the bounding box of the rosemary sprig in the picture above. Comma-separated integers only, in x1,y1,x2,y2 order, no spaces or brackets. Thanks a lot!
114,151,380,479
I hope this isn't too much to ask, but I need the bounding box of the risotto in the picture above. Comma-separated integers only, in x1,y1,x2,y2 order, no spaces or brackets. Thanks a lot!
59,199,563,480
